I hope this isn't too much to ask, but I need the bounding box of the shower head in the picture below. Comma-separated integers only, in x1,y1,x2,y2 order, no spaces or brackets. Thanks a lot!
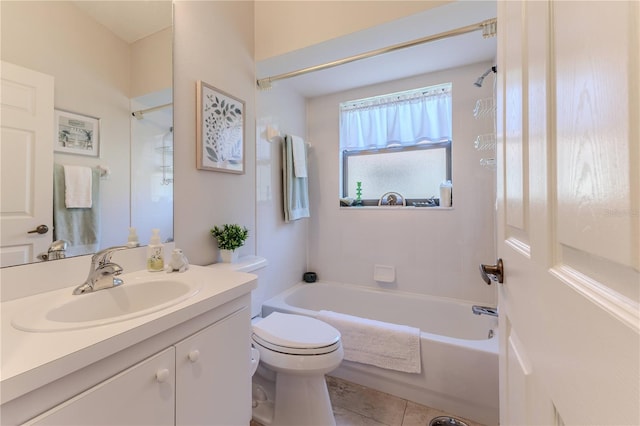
473,75,487,87
474,66,497,87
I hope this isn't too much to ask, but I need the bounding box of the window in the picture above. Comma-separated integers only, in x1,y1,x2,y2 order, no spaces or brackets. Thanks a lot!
340,83,452,206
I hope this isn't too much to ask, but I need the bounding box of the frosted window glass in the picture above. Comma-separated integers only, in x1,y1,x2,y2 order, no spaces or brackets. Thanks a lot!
345,148,447,200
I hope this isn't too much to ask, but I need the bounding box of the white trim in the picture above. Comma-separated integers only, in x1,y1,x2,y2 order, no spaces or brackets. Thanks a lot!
550,264,640,333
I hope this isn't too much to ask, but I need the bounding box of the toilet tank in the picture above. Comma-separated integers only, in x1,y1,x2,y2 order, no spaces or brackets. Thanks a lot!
207,256,268,318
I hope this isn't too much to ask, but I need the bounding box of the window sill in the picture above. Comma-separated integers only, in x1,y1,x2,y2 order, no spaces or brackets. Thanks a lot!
339,205,454,210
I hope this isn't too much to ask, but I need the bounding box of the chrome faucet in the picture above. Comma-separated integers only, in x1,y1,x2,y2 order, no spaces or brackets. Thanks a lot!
48,240,68,260
37,240,69,261
472,305,498,317
73,246,128,295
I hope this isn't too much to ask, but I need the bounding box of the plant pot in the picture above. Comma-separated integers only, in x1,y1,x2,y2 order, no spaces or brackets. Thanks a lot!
220,249,239,263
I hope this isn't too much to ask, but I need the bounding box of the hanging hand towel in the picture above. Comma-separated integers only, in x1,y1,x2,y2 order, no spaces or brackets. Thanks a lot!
54,164,101,256
291,135,308,178
283,135,310,222
317,310,421,373
63,165,92,208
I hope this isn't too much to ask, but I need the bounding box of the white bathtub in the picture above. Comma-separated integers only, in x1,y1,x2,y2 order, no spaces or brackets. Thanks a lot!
261,281,499,426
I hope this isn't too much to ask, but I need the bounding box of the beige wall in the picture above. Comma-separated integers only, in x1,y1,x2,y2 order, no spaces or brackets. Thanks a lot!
130,27,173,99
254,0,450,61
173,1,256,266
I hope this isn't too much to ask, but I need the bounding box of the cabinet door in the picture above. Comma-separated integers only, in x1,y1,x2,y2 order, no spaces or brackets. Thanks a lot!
175,307,251,426
26,348,175,426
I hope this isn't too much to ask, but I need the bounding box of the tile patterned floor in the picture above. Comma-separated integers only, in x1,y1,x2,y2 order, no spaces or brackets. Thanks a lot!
251,375,486,426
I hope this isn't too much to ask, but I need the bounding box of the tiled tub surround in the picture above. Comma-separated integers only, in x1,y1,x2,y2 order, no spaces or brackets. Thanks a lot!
261,282,499,425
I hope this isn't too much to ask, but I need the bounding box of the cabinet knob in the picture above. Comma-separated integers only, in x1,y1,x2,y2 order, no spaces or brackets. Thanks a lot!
188,350,200,362
155,368,170,383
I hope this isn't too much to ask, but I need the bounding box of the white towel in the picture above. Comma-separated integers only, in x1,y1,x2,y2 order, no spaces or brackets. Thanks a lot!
63,165,92,208
291,135,308,178
317,310,421,374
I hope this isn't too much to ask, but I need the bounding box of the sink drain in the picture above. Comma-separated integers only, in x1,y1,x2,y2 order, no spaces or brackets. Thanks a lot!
429,416,469,426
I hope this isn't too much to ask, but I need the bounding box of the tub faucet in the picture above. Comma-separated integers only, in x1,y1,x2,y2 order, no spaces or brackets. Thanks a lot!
73,246,127,295
472,305,498,317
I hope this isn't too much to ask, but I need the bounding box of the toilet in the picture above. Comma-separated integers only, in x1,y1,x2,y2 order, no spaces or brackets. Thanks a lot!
251,312,343,426
207,256,343,425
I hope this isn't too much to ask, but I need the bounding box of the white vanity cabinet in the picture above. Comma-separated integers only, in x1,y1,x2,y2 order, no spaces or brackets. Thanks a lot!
27,348,176,426
5,296,253,426
25,307,251,426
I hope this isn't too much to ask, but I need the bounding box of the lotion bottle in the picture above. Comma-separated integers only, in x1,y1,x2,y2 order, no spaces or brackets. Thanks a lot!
147,228,164,272
440,180,453,207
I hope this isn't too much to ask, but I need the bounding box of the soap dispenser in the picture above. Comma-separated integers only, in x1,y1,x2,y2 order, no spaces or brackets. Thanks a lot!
147,228,164,272
126,227,139,248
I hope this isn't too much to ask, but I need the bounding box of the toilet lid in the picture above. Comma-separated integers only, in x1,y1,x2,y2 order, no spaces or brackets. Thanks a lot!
252,312,341,349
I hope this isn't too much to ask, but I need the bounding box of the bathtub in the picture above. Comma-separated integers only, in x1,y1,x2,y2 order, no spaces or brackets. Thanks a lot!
261,281,499,426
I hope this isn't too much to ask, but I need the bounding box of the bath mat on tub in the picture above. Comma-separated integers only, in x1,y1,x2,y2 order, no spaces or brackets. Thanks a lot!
317,310,421,373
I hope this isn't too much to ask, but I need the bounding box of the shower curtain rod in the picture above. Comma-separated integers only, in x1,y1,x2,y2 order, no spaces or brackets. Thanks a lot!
256,18,497,90
131,102,173,119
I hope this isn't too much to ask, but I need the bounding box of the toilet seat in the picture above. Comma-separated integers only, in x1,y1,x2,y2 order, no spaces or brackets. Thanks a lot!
252,334,340,355
252,312,341,355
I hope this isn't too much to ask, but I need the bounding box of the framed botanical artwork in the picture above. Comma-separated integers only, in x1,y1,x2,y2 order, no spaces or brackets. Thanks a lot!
54,109,100,157
196,81,245,174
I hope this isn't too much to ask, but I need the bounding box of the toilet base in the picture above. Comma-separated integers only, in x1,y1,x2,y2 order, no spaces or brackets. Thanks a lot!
252,374,275,425
252,369,336,426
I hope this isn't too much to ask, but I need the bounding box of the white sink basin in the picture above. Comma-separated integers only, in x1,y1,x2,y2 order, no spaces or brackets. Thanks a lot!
12,276,201,332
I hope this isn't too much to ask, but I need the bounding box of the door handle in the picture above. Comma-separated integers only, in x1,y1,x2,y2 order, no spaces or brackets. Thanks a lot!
480,258,504,285
27,224,49,235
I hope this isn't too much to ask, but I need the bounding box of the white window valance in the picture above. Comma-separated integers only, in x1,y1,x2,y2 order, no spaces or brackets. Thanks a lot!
340,83,452,151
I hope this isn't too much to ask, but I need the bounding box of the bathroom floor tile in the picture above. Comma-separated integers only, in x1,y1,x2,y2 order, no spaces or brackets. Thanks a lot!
334,405,390,426
327,376,406,426
252,376,487,426
401,401,486,426
401,400,448,425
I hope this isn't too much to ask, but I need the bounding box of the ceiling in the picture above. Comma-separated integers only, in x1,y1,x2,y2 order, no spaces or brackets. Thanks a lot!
72,1,172,44
256,1,497,98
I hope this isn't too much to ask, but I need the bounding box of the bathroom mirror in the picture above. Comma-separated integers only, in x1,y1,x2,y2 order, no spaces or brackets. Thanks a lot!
0,1,173,267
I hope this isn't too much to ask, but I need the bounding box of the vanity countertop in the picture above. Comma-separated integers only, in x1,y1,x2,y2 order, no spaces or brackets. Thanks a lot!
0,265,257,405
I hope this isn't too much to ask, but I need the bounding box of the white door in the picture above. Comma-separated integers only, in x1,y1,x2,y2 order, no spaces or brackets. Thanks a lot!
1,61,54,266
496,1,639,424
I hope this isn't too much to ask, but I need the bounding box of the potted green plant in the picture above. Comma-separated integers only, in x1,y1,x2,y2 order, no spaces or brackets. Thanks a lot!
210,224,248,263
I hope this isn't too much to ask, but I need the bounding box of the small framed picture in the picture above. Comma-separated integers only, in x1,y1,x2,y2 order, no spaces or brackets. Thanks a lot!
54,109,100,157
196,81,245,174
